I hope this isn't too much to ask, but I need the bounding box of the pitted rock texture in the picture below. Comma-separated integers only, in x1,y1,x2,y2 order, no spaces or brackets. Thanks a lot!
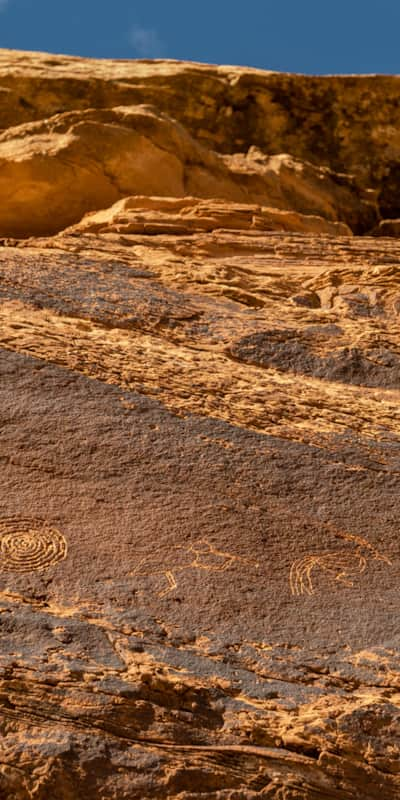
0,49,399,800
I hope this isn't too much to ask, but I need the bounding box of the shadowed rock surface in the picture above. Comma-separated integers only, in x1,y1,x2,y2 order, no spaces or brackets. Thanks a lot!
0,49,400,800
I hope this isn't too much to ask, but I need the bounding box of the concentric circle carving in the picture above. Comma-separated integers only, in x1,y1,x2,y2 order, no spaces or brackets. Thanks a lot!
0,518,67,573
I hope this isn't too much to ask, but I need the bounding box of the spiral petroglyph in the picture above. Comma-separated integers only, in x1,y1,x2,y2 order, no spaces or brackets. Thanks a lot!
0,518,67,573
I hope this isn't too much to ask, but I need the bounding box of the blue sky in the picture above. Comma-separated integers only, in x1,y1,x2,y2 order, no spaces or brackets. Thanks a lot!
0,0,399,74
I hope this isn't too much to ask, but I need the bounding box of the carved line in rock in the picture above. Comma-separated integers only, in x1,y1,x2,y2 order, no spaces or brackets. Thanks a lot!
290,531,392,597
130,538,260,597
0,518,68,573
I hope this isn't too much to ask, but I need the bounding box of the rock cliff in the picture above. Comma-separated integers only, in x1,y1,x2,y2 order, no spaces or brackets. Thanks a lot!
0,49,399,799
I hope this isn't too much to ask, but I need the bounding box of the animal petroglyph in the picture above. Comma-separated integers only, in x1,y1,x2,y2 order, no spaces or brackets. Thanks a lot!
290,529,391,597
0,518,68,573
130,538,259,597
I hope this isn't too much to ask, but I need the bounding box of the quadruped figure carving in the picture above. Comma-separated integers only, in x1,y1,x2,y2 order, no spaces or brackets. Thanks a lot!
0,518,68,573
290,529,391,597
130,538,259,597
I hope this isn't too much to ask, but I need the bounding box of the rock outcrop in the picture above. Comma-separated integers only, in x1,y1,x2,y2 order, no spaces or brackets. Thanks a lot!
0,49,399,800
1,49,399,217
0,104,374,237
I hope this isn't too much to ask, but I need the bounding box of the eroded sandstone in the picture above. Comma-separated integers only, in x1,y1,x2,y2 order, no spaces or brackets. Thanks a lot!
0,49,399,800
0,50,399,219
0,105,372,237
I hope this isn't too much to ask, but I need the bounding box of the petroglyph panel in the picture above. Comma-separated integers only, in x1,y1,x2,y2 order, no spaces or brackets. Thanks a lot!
0,518,67,573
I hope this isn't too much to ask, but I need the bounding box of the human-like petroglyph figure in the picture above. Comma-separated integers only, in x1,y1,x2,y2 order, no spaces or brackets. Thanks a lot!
130,538,259,597
0,518,68,573
290,529,391,597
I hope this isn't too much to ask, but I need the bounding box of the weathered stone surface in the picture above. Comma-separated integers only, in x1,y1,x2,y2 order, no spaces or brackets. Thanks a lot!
223,149,377,234
0,49,399,217
0,49,400,800
1,226,400,798
71,195,352,237
0,106,367,237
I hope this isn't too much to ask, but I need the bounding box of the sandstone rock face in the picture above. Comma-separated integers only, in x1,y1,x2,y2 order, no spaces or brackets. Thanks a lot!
71,195,352,237
0,105,370,237
1,49,399,216
0,49,400,800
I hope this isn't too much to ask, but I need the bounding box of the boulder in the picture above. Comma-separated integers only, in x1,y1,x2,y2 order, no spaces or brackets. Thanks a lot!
0,105,367,237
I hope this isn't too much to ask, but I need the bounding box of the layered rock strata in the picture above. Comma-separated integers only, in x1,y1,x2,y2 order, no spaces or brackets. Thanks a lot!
0,50,399,800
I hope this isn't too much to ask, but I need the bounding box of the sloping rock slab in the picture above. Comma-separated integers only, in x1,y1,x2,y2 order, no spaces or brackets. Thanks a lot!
0,226,399,798
0,348,399,800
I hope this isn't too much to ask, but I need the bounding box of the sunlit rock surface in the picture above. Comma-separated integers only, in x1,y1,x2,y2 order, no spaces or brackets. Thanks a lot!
0,49,399,800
